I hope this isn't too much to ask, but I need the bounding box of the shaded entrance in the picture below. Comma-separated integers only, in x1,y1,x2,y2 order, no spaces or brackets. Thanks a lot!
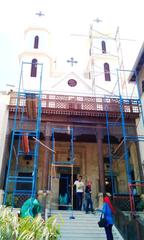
59,173,77,210
58,167,79,210
105,176,117,194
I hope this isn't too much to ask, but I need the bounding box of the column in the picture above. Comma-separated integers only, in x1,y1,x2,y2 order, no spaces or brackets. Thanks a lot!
39,124,51,216
43,123,51,191
97,127,105,193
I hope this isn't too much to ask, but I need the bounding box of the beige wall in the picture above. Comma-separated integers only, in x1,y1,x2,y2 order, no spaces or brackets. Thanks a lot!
6,134,140,205
36,142,99,208
36,141,132,208
0,93,10,187
136,66,144,174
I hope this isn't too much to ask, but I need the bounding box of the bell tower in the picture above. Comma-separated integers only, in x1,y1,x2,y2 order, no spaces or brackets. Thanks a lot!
18,11,54,91
87,22,119,96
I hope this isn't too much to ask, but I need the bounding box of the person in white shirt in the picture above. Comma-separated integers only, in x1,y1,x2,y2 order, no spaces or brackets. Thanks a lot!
74,175,84,210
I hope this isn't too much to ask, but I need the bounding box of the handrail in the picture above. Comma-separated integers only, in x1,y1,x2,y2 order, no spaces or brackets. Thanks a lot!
114,207,144,240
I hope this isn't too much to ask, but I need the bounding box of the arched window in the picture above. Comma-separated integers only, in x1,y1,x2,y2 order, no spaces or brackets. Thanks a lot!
101,41,106,53
31,59,37,77
34,36,39,49
104,63,111,81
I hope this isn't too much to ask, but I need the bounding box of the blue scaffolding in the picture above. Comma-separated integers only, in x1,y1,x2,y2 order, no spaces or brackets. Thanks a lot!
51,127,74,165
49,127,75,218
4,62,43,207
105,69,144,212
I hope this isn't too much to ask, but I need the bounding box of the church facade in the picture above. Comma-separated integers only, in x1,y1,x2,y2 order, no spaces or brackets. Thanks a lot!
0,18,143,209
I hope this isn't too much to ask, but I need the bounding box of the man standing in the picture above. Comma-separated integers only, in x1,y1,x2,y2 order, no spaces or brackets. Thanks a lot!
74,175,84,210
85,184,94,213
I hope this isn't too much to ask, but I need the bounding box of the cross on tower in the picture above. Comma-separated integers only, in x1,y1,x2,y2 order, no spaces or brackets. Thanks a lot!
67,57,78,67
93,18,102,23
35,11,45,17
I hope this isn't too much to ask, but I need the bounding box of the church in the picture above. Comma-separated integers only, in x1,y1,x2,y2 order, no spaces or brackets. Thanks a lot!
0,12,143,212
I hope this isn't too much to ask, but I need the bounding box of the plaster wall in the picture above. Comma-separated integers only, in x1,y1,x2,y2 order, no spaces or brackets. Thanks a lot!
36,141,129,208
4,135,138,206
0,94,10,187
24,28,52,54
136,66,144,173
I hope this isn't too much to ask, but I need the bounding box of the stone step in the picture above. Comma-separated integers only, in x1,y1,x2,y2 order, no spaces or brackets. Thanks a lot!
48,210,124,240
60,228,118,238
61,238,109,240
59,224,105,228
61,237,118,240
60,233,121,240
57,219,101,224
51,210,101,218
60,234,122,240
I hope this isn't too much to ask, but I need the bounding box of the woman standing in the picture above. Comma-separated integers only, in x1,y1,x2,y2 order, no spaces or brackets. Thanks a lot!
102,193,116,240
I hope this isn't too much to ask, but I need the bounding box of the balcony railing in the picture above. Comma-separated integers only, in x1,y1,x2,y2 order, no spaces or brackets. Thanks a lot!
9,93,140,117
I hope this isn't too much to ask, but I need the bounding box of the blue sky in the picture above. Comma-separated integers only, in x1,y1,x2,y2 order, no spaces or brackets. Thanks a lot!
0,0,143,90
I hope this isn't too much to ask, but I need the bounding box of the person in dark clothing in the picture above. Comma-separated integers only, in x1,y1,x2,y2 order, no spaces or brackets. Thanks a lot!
85,185,94,213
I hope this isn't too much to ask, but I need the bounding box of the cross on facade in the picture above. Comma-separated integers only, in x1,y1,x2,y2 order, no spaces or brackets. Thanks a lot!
35,11,45,17
93,18,102,23
67,57,78,67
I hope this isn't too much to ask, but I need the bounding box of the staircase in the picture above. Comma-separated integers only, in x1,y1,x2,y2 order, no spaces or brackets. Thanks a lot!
49,210,124,240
